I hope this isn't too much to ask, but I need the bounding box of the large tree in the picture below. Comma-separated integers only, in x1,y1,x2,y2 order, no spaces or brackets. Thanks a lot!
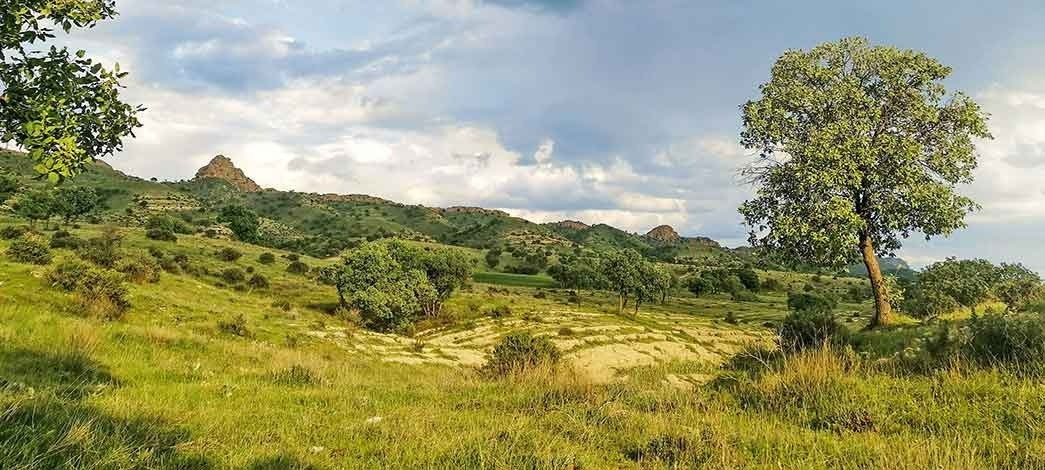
1,0,142,181
739,37,991,327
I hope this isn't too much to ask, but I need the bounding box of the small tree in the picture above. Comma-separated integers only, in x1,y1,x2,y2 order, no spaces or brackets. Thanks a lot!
918,258,997,314
389,240,473,317
600,249,643,315
739,38,991,328
219,205,260,242
485,248,502,269
13,189,55,227
53,186,99,225
0,170,20,201
549,255,606,304
993,263,1042,313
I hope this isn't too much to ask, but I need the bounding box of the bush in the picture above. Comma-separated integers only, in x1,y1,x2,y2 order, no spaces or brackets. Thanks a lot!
6,234,52,265
787,292,837,315
146,213,193,234
485,304,512,318
218,314,251,337
778,308,847,353
115,254,161,284
216,247,242,262
687,276,715,297
159,257,182,274
762,278,783,292
76,267,132,320
284,253,300,262
221,268,246,284
47,258,93,291
482,332,562,376
80,228,123,268
49,230,84,249
731,290,759,302
962,314,1045,369
735,268,761,292
146,228,177,242
0,225,30,240
286,260,310,275
248,273,270,289
258,252,276,264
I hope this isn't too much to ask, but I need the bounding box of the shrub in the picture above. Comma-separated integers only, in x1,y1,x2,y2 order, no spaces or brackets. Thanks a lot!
762,278,783,292
962,313,1045,369
218,314,251,337
284,253,300,262
486,304,512,318
76,267,132,320
173,253,189,268
778,308,847,353
286,260,310,275
247,273,270,289
0,225,30,240
687,276,715,297
6,234,52,265
787,292,837,315
47,258,93,291
724,311,740,324
735,268,761,291
221,268,246,284
147,246,166,258
80,228,123,268
731,290,758,302
159,257,182,274
49,230,83,251
216,247,242,262
115,255,161,284
482,332,562,376
145,228,177,242
258,252,276,264
146,213,193,234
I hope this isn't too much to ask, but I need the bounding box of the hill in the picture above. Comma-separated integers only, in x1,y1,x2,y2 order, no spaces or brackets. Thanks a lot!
0,151,743,264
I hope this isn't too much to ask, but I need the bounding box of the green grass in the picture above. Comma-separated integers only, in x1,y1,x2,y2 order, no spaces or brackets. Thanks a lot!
2,222,1045,468
473,271,558,288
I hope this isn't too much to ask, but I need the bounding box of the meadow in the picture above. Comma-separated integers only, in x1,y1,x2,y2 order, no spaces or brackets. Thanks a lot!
2,221,1044,469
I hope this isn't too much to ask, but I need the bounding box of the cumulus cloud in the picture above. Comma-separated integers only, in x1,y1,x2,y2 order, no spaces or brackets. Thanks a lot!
47,0,1045,266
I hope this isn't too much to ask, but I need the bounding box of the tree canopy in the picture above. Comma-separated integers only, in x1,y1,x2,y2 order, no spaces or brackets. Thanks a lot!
1,0,143,181
739,37,991,327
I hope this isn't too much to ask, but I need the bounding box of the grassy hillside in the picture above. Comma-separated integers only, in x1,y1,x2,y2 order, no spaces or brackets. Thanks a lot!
0,151,742,265
2,221,1044,468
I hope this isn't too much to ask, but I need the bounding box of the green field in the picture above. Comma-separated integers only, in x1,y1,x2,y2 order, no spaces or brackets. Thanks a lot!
472,271,558,288
1,222,1043,468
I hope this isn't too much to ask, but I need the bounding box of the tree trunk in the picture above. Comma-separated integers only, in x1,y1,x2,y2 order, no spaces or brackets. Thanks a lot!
860,234,892,328
618,294,624,315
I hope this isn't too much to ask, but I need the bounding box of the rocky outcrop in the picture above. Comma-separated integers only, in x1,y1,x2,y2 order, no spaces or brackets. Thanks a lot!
194,155,261,192
645,225,682,243
442,206,510,217
551,220,591,231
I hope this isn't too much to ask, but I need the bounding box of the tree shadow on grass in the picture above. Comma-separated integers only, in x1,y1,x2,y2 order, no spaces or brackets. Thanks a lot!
0,347,213,469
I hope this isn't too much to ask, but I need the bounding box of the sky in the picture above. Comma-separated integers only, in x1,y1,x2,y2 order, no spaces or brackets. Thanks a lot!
56,0,1045,271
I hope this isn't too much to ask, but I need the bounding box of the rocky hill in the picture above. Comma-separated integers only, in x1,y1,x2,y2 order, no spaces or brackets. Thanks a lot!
194,155,262,192
645,225,682,243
